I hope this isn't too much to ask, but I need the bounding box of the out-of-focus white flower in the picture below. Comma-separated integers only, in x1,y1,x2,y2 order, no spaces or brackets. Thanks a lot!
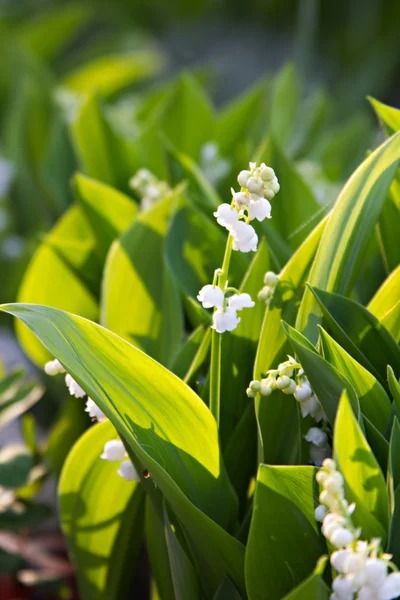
44,359,65,376
380,572,400,599
213,203,239,230
305,427,328,447
212,306,240,333
129,168,171,212
231,221,258,252
101,440,126,462
264,271,279,287
314,504,328,522
228,293,255,310
197,285,225,309
200,142,230,185
65,374,86,398
0,486,16,513
118,460,140,482
85,398,107,422
1,234,24,260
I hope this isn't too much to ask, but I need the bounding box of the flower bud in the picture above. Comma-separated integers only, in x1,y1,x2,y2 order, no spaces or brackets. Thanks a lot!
260,384,272,397
44,359,65,376
263,271,279,287
247,177,263,194
325,472,344,495
314,504,327,522
117,460,140,482
246,387,256,399
320,489,336,508
322,458,337,472
330,527,354,548
294,383,312,402
249,380,261,392
237,170,250,187
276,376,292,390
282,379,297,395
233,191,249,207
101,440,126,462
261,166,275,181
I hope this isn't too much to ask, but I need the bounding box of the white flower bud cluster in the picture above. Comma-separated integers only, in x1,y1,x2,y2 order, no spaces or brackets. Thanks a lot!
129,168,171,212
258,270,279,304
200,142,230,186
213,162,280,254
45,358,107,423
197,285,255,334
101,439,140,482
248,357,330,465
315,459,400,600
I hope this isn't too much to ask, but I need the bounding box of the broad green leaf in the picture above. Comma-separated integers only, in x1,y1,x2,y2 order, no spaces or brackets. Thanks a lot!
17,4,90,62
0,446,33,489
282,557,330,600
16,206,99,366
146,498,175,600
318,327,391,434
220,240,269,446
159,74,215,159
256,136,321,249
388,419,400,512
310,287,400,382
216,81,267,155
376,177,400,273
163,501,202,600
254,215,327,377
283,322,358,427
2,304,246,595
214,578,243,600
369,97,400,136
334,391,389,541
64,51,163,98
296,133,400,341
388,366,400,409
165,203,248,300
73,173,137,262
59,420,145,600
368,264,400,342
101,194,183,367
245,465,325,600
171,325,208,380
269,64,301,149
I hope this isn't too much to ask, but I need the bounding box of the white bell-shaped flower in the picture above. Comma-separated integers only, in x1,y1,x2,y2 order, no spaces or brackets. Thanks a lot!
231,221,258,252
380,572,400,599
331,550,353,573
44,359,65,376
264,271,279,286
212,306,240,333
294,382,313,402
331,527,354,548
65,374,86,398
232,191,250,207
101,440,126,462
314,504,328,522
197,284,224,309
332,576,354,599
85,398,107,422
118,459,140,482
228,293,255,310
248,196,272,221
310,443,331,467
213,203,239,230
364,558,388,589
305,427,328,447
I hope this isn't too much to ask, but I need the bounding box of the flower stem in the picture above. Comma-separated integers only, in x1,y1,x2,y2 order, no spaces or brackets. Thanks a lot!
209,234,234,426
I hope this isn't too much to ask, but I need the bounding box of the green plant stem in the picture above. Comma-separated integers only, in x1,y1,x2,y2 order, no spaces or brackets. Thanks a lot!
209,235,234,426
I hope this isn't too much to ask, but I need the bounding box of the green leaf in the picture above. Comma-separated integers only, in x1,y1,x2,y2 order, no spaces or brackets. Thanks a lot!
16,206,99,366
283,322,359,427
163,500,202,600
73,173,137,262
0,501,51,531
2,303,246,595
145,497,175,600
0,446,33,489
171,325,209,380
377,176,400,273
214,578,243,600
318,327,391,434
296,133,400,341
269,64,301,149
310,287,400,383
282,557,330,600
368,264,400,342
388,419,400,512
165,203,248,300
245,465,325,600
334,391,389,541
159,74,215,159
369,97,400,136
63,51,163,98
101,193,183,366
388,366,400,409
59,420,145,600
0,372,43,432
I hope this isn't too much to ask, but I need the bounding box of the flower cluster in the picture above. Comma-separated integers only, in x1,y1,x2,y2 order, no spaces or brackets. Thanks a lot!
247,356,330,465
200,142,230,186
100,440,140,482
197,285,254,333
258,270,279,304
315,459,400,600
45,359,107,423
129,168,171,212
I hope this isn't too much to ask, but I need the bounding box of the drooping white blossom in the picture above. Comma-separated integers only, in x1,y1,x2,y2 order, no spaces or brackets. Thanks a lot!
197,285,225,309
212,306,241,333
129,168,171,212
213,203,239,230
85,398,107,422
101,440,126,462
231,221,258,253
118,460,140,482
228,293,255,310
44,359,66,376
65,373,86,398
248,196,272,221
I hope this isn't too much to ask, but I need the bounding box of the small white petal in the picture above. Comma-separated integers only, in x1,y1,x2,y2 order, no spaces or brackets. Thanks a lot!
330,527,354,548
118,460,140,482
197,284,225,309
228,293,255,310
294,383,312,402
213,203,239,230
305,427,328,447
314,504,327,522
65,374,86,398
364,558,387,589
212,307,240,333
44,359,65,376
85,398,107,422
263,271,279,286
101,440,126,462
233,191,250,207
237,170,250,187
248,197,272,221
